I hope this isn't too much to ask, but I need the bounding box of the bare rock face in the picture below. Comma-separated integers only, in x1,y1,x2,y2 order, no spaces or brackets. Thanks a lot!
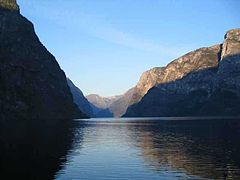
0,0,19,12
130,67,164,105
218,29,240,89
201,29,240,115
0,1,85,120
124,29,240,117
129,44,221,106
221,29,240,60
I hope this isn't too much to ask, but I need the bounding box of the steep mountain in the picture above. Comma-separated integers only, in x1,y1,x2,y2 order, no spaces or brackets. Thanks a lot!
0,0,85,120
129,67,165,105
67,79,93,117
124,29,240,117
129,45,220,106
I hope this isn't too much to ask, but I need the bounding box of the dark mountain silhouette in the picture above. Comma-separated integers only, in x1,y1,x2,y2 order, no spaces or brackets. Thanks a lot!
67,78,92,117
0,0,85,120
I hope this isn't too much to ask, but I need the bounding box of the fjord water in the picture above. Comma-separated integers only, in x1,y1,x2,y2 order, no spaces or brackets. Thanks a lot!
56,118,240,180
1,118,240,179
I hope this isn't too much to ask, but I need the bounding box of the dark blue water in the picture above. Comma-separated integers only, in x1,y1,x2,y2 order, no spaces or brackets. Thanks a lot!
1,118,240,179
56,118,240,180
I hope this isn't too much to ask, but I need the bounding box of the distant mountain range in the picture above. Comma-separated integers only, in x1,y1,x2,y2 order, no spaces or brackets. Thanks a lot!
84,89,134,117
86,94,122,110
67,79,113,118
1,1,239,119
67,83,134,118
69,29,240,118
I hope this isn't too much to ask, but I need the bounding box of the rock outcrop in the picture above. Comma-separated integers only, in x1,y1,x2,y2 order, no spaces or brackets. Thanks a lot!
129,45,221,106
129,67,165,105
124,29,240,117
218,29,240,87
67,79,92,117
0,1,85,120
0,0,19,12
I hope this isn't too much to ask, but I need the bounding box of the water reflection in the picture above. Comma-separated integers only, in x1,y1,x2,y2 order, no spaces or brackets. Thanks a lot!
1,118,240,180
0,120,83,180
125,119,240,179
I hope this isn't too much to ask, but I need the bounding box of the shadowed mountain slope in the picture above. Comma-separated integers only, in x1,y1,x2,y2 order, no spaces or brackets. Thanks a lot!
67,79,93,117
0,0,85,120
124,29,240,117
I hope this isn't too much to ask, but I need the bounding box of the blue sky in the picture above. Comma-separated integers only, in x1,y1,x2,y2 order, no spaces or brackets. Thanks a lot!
18,0,240,96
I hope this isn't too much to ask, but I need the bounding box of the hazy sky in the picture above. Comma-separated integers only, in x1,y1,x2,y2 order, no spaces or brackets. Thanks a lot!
17,0,240,96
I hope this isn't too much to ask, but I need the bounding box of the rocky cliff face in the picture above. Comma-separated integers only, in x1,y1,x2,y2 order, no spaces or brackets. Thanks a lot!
130,67,165,105
67,79,92,117
0,1,85,120
130,45,220,106
0,0,19,12
201,29,240,115
124,29,240,117
218,29,240,87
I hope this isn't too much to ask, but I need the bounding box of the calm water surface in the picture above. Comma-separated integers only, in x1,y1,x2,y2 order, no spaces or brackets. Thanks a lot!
56,118,240,180
1,118,240,180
